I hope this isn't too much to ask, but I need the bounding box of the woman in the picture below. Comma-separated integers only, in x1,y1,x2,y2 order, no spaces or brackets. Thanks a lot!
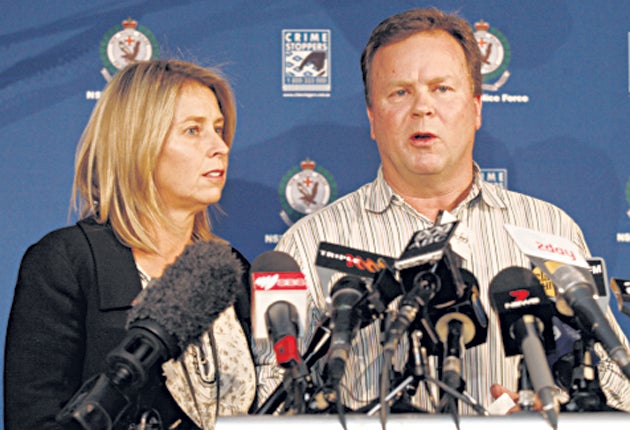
4,59,261,429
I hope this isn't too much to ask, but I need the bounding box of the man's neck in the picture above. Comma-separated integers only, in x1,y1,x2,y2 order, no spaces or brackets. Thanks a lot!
398,185,471,221
385,169,474,222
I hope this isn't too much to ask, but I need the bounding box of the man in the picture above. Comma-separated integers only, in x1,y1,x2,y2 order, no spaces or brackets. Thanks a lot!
275,7,630,414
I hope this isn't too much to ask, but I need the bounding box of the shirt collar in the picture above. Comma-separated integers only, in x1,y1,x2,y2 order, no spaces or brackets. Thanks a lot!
365,163,507,215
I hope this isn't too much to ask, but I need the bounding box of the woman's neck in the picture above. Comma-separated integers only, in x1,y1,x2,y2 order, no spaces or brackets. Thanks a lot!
132,218,195,278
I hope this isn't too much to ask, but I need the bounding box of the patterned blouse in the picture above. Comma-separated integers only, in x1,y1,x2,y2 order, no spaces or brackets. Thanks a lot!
138,267,256,429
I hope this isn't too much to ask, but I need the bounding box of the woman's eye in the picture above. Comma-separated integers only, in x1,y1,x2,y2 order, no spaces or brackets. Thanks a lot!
186,126,199,135
214,127,224,135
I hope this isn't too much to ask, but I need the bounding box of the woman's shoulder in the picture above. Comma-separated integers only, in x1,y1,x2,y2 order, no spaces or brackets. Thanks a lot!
29,217,107,245
25,222,88,257
21,218,121,268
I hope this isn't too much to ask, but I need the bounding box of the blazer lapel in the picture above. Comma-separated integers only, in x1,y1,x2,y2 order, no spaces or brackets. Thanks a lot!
78,219,141,311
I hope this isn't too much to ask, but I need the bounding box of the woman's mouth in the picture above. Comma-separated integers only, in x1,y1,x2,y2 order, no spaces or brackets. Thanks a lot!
203,169,224,178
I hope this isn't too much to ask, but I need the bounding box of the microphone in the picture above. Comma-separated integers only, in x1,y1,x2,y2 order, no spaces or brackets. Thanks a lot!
251,251,307,339
256,246,406,416
383,270,439,353
252,251,313,414
434,269,487,396
265,301,304,369
534,267,616,412
325,276,369,387
543,261,630,380
265,300,311,414
390,221,487,357
57,240,242,430
489,266,560,429
384,221,460,353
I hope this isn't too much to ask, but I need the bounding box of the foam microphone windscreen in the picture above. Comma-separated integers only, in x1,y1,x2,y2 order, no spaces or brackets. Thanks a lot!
127,240,243,351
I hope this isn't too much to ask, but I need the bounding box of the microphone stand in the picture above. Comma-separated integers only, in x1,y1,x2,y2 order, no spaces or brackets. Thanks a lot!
437,319,465,413
517,357,536,411
255,319,331,415
401,330,437,410
563,335,615,412
368,330,488,418
370,330,435,415
435,319,465,430
281,359,312,414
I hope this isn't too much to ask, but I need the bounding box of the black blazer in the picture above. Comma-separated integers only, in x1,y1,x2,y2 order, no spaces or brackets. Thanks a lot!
4,217,253,429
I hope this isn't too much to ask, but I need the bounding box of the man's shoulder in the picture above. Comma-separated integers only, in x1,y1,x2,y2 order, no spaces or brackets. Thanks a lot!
483,181,569,214
481,182,583,241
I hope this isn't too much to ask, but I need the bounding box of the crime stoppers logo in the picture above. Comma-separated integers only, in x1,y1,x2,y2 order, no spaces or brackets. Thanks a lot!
99,17,159,81
278,158,337,226
474,19,511,92
282,29,331,97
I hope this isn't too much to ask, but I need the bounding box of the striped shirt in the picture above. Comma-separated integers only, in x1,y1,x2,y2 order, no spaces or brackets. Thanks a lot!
272,164,630,413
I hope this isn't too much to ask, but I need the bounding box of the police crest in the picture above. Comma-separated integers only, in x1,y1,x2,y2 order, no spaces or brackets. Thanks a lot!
278,158,337,226
100,17,159,81
474,19,511,92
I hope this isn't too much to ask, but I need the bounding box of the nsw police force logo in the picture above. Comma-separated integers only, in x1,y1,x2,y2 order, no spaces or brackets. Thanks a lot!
474,19,511,92
278,158,337,226
282,29,331,96
99,17,159,81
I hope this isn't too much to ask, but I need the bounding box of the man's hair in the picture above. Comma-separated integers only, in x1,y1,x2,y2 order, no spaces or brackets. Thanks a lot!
360,7,483,106
71,59,236,251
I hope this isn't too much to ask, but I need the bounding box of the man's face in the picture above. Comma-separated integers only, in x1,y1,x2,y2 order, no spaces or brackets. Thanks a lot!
366,30,482,191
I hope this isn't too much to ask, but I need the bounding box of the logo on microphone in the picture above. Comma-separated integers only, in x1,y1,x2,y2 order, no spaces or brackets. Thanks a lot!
252,272,307,339
504,289,541,309
316,242,393,276
278,158,337,226
252,272,307,291
509,289,530,301
535,241,577,261
254,274,280,290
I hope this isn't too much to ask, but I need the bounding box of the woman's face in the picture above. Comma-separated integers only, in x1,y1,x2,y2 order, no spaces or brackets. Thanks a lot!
154,80,230,217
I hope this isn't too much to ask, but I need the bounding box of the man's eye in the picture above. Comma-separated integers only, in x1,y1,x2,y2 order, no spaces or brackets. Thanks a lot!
214,127,224,135
436,85,451,93
388,89,408,99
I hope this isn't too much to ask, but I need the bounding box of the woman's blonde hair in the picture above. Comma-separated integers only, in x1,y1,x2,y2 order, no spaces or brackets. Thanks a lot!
71,59,236,252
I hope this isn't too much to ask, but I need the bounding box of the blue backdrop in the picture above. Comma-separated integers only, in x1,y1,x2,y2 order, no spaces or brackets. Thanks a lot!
2,1,630,425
